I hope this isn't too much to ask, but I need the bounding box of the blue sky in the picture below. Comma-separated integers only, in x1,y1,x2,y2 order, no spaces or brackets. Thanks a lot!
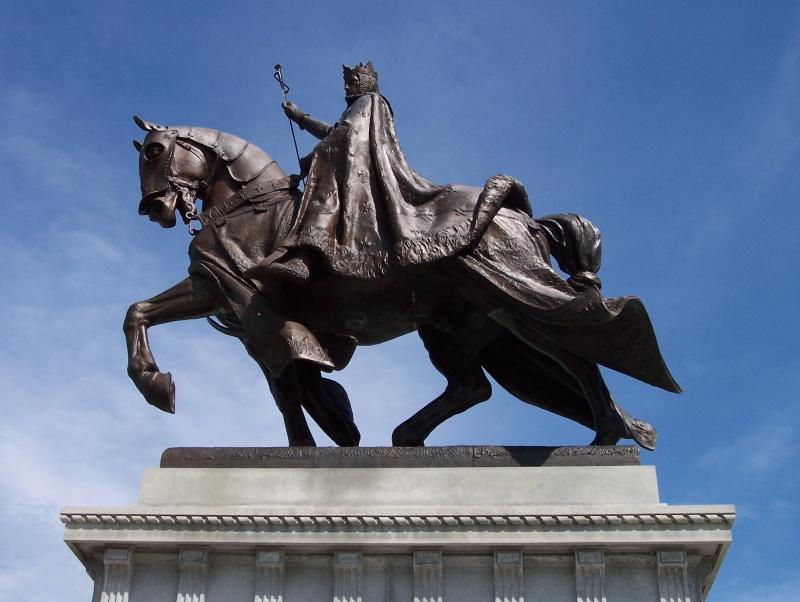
1,1,798,599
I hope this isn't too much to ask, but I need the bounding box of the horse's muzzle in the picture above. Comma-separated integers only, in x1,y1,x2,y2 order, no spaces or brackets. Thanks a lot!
139,189,178,228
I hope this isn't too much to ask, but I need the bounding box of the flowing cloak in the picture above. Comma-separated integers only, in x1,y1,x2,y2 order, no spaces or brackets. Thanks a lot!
275,91,678,390
275,92,531,278
456,210,681,393
446,209,681,446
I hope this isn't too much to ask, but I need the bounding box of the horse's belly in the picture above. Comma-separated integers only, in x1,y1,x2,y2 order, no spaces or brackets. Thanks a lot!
289,272,418,345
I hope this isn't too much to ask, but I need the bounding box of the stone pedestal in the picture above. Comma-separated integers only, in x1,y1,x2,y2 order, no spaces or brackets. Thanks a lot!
62,447,733,601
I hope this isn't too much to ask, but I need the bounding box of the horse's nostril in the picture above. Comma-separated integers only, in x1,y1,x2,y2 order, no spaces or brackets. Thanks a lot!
144,198,167,221
139,191,166,216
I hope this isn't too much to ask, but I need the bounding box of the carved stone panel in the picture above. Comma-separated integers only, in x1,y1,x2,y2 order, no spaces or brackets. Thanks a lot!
177,548,208,602
101,548,133,602
575,550,605,602
334,551,363,602
657,550,692,602
494,551,524,602
254,550,284,602
414,550,442,602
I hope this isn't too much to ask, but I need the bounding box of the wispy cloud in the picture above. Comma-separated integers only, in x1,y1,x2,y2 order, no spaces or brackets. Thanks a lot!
744,15,800,185
699,418,799,474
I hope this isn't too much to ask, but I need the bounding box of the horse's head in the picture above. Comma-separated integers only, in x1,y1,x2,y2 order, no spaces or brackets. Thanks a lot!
132,116,212,228
133,116,285,230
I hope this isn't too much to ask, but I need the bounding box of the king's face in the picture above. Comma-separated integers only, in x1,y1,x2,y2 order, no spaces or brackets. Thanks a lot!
344,72,360,97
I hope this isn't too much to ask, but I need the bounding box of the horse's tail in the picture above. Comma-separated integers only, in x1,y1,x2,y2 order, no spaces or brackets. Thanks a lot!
536,213,602,292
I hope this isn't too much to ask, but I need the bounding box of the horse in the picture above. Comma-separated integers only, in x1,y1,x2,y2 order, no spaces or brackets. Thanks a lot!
126,115,681,449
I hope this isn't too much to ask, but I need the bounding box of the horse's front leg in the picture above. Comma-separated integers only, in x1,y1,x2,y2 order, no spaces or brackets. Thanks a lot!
124,276,219,413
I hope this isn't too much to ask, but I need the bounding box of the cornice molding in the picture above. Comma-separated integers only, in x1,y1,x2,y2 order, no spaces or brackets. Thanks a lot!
61,511,735,531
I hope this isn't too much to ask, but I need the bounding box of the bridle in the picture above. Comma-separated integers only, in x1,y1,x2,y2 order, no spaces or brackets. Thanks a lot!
136,117,290,236
171,138,217,235
169,137,291,236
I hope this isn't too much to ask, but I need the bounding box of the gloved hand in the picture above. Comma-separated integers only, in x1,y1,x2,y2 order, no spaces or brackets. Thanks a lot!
282,101,304,124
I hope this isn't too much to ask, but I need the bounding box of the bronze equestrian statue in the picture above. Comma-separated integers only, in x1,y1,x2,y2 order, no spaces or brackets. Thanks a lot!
125,62,681,449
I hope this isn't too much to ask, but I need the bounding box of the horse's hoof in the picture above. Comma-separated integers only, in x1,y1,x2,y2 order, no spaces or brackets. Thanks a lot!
288,440,317,447
332,429,361,447
590,415,657,451
140,371,175,414
391,425,426,447
617,408,658,451
626,418,658,451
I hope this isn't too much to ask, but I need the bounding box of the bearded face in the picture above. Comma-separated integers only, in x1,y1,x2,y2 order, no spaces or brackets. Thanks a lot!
343,62,379,99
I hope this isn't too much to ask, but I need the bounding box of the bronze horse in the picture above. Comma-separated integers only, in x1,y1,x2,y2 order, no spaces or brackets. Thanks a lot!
126,116,680,449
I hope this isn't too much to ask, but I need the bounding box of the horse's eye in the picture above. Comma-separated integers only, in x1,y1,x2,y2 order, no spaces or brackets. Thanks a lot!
144,143,165,160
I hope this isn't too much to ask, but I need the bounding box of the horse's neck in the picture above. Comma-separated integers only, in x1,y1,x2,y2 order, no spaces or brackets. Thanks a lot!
202,178,239,209
182,130,287,212
199,157,285,211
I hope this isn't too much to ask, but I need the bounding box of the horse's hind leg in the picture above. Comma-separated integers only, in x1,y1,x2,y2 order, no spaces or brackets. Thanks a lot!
522,335,638,446
392,325,492,446
124,276,219,413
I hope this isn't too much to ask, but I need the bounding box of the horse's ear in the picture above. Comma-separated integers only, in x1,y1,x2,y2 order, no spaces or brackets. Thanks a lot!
132,139,143,152
133,115,166,132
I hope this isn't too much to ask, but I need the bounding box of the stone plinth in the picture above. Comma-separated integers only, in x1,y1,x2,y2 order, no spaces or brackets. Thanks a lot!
62,447,733,601
159,445,642,468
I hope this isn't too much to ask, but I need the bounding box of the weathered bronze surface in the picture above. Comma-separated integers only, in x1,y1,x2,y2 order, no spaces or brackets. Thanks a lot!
160,445,640,468
126,62,680,450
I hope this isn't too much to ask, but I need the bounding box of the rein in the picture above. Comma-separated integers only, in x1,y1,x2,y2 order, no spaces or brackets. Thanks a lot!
189,175,296,235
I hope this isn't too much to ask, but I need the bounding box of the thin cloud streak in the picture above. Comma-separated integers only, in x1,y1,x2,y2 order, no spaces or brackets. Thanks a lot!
699,419,798,474
744,15,800,184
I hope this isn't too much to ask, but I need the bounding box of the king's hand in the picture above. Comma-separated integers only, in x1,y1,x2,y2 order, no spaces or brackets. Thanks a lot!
282,101,304,124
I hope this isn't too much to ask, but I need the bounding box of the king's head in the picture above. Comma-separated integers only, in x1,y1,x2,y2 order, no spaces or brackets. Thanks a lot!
343,61,379,98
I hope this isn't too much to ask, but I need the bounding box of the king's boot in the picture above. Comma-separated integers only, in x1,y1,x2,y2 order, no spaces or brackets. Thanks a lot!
245,248,312,287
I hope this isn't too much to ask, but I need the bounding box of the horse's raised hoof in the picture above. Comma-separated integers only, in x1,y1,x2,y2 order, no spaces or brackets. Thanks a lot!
138,371,176,414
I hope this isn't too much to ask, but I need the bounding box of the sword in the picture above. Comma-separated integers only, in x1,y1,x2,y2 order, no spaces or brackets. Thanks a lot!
273,64,305,186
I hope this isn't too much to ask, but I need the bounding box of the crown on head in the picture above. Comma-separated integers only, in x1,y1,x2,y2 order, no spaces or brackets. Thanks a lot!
343,61,378,81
